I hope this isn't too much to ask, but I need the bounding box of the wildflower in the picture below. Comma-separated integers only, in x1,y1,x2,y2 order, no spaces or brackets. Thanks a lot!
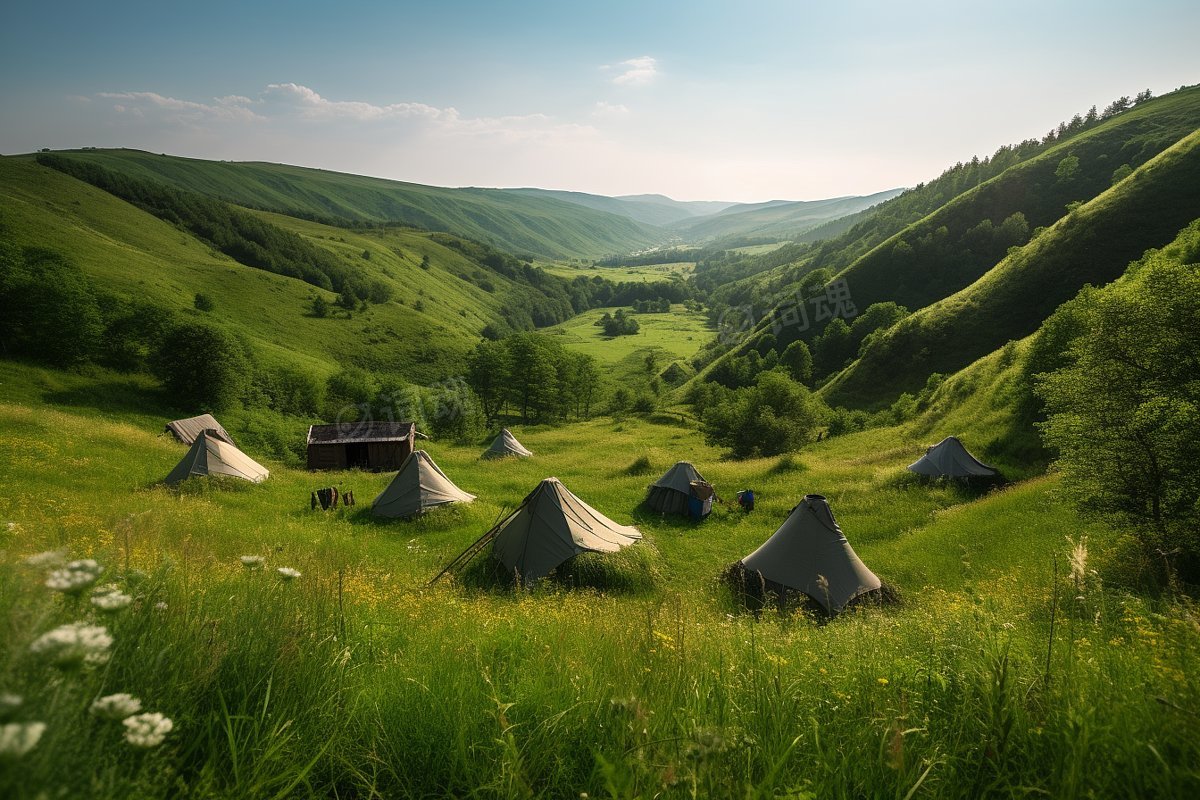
276,567,301,581
154,601,168,612
122,712,173,748
46,559,105,595
1067,536,1088,588
877,677,890,686
0,722,45,759
23,550,65,567
29,622,113,669
0,694,21,721
239,555,265,570
90,693,142,720
91,590,133,613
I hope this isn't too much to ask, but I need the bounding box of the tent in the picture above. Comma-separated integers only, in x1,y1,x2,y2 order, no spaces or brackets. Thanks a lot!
165,414,234,446
906,436,999,479
491,478,641,582
645,461,715,519
371,450,476,518
164,431,269,486
483,428,533,459
735,494,880,615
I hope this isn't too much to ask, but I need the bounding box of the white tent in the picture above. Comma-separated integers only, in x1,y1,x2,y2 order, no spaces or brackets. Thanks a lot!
645,461,714,518
164,431,269,486
164,414,235,446
371,450,476,518
492,477,641,582
483,428,533,459
738,494,880,614
907,436,998,479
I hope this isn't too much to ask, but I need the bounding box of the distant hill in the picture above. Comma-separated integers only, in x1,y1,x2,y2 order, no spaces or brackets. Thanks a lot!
668,189,905,243
503,188,722,227
616,193,738,219
10,149,666,260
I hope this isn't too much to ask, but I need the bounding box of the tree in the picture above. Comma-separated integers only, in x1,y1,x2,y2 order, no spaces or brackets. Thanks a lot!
504,333,558,421
0,245,102,367
311,296,329,318
466,340,511,423
704,371,825,458
1037,238,1200,583
1111,164,1133,185
780,340,813,385
193,293,215,312
152,321,250,411
323,367,378,422
1054,155,1081,183
813,318,854,377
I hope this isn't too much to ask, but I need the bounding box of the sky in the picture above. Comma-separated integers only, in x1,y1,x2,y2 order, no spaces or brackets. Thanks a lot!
1,1,1197,202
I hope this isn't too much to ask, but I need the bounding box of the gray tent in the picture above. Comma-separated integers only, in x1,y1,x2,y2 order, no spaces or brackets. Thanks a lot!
371,450,476,518
907,436,998,479
165,414,235,446
483,428,533,459
164,431,269,486
737,494,880,615
645,461,715,518
492,477,641,582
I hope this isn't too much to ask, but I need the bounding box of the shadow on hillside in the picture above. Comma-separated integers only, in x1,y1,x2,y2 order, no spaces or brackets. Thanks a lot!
43,379,172,420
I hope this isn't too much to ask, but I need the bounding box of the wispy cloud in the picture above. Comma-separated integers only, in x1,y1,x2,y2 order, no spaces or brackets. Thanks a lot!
97,91,260,122
610,56,657,86
261,83,453,122
592,101,629,117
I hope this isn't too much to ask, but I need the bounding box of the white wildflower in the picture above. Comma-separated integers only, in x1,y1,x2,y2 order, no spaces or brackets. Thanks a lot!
90,693,142,721
0,693,21,721
1067,536,1089,589
122,712,173,748
45,559,104,595
29,622,113,668
23,550,65,567
91,590,133,613
154,601,168,612
276,567,301,581
0,722,45,759
239,555,265,570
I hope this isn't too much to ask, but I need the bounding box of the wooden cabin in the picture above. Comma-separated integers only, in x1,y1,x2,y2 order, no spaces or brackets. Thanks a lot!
306,421,415,471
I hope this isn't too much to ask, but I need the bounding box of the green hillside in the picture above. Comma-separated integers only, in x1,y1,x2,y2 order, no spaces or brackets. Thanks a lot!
503,188,708,227
669,189,904,243
10,149,665,259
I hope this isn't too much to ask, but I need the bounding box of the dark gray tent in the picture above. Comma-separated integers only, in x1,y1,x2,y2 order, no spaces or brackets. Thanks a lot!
907,436,998,479
645,461,715,518
491,478,641,582
165,414,234,446
371,450,476,518
735,494,880,615
483,428,533,459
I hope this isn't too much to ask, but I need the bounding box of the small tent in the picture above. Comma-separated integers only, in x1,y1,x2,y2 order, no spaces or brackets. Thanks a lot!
165,414,235,446
734,494,880,615
491,478,641,582
483,428,533,459
371,450,476,518
164,431,269,486
645,461,715,519
906,436,998,479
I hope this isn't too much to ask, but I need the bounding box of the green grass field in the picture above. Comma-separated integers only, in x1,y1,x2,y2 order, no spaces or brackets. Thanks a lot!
538,261,695,283
545,306,711,365
1,360,1197,798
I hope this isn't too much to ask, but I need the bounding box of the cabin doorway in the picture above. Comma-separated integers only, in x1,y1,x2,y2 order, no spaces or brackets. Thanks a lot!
345,442,370,469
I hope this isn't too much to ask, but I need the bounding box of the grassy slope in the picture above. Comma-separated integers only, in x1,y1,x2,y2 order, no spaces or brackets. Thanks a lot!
0,156,529,382
13,149,665,259
1,361,1196,797
824,128,1200,408
670,189,905,243
538,260,695,283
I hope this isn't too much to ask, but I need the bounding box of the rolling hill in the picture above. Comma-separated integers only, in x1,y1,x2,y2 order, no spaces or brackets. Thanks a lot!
667,188,905,243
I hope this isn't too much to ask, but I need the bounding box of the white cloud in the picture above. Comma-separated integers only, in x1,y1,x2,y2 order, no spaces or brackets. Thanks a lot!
261,83,453,122
592,101,629,117
97,91,260,122
610,56,657,86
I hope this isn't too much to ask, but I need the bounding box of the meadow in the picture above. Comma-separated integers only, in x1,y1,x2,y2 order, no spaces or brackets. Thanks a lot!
1,360,1197,798
538,261,695,284
545,305,711,366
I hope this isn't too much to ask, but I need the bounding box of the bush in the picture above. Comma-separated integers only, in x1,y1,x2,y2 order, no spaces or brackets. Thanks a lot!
0,244,102,367
152,321,251,411
704,371,826,458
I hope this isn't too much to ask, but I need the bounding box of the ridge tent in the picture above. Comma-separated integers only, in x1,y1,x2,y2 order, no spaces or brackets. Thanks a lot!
733,494,880,615
645,461,715,519
371,450,476,519
906,436,999,479
491,477,641,583
164,431,269,486
483,428,533,459
165,414,234,446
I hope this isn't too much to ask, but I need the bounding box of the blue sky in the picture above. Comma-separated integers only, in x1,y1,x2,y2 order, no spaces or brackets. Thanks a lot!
2,1,1197,200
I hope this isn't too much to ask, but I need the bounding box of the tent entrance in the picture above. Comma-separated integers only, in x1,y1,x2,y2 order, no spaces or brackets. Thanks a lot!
346,442,370,469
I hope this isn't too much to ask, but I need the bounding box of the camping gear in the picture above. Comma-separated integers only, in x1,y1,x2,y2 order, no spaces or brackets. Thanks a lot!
165,414,235,446
645,461,715,519
906,436,999,479
164,431,268,486
732,494,879,615
483,428,533,459
736,489,755,512
371,450,476,519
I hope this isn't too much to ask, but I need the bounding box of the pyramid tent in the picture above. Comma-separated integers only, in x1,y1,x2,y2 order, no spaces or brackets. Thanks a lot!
645,461,714,517
483,428,533,459
492,478,642,582
371,450,476,518
165,414,235,446
906,436,998,479
737,494,880,615
164,431,269,486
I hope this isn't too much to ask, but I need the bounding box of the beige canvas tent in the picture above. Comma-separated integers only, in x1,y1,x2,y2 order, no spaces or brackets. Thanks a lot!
164,431,269,486
645,461,715,518
735,494,880,615
483,428,533,459
907,436,998,479
371,450,476,518
165,414,235,446
491,478,641,582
